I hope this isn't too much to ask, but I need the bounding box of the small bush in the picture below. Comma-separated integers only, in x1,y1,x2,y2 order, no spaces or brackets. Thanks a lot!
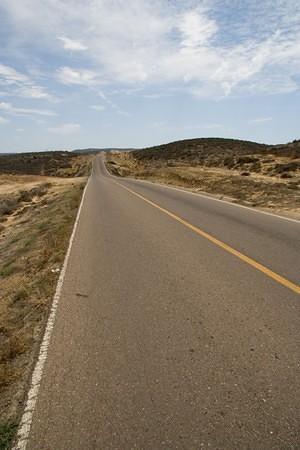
37,221,50,232
274,162,299,174
0,198,19,217
0,363,13,389
249,162,262,172
12,288,29,304
288,182,299,190
30,184,49,197
0,421,18,450
237,156,259,164
0,263,18,277
0,335,27,365
223,156,235,169
18,190,32,203
18,183,50,203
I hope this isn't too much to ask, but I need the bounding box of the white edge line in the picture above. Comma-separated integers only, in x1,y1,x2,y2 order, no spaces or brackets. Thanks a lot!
103,157,299,225
13,176,91,450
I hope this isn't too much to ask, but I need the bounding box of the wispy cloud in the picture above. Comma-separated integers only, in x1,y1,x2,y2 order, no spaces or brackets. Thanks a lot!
0,64,28,84
0,63,54,100
1,1,300,98
0,101,56,116
56,67,99,86
48,123,81,134
98,91,130,117
141,93,170,99
248,117,273,124
58,36,87,51
178,9,218,48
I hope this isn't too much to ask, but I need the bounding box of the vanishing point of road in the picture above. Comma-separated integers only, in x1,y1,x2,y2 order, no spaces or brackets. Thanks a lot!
18,155,300,449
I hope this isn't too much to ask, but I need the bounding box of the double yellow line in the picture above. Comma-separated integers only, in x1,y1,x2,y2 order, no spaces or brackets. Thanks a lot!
114,181,300,295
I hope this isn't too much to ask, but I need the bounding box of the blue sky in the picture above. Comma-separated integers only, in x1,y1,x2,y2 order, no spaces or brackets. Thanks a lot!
0,0,300,152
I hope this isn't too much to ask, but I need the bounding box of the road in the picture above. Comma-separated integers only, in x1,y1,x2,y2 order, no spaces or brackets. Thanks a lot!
20,155,299,449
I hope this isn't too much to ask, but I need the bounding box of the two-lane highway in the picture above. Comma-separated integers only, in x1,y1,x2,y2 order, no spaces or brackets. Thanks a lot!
17,155,300,449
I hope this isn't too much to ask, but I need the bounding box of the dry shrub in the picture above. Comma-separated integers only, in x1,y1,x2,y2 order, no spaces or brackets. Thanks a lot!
0,335,27,366
0,198,19,218
18,183,51,203
0,363,13,389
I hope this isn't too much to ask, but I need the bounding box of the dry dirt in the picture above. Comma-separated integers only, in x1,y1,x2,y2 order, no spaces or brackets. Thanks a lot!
107,147,300,220
0,173,87,449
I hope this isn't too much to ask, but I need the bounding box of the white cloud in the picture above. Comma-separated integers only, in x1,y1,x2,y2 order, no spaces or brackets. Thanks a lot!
48,123,81,134
98,91,130,117
179,9,217,48
0,63,54,100
16,85,52,100
56,67,98,86
58,36,87,51
141,92,170,99
248,117,273,124
1,0,300,97
0,101,56,116
0,64,28,84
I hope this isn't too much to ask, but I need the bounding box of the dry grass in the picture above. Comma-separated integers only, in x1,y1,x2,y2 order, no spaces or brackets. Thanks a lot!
0,423,17,450
0,174,87,449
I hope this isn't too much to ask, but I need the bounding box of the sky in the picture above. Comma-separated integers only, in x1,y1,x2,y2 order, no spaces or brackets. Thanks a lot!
0,0,300,152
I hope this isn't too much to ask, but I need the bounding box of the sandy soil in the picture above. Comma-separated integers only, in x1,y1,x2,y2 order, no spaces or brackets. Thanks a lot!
0,174,80,195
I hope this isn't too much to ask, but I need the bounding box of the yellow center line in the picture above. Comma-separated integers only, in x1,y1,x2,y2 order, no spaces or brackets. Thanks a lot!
113,180,300,295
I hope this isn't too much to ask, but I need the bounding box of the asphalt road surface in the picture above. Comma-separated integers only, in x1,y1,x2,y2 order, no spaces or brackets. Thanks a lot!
24,155,299,449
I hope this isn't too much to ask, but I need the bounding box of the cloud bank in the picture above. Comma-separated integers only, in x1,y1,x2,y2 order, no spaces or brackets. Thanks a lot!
1,0,299,98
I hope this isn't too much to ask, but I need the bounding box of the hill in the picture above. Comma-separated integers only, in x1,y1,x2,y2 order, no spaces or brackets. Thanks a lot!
0,151,92,177
132,138,300,176
106,137,300,218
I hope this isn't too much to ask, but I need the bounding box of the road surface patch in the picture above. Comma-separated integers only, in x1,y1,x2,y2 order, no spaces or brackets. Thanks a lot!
114,181,300,295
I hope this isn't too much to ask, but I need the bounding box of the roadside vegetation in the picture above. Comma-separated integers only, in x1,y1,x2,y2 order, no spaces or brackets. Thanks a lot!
0,152,92,449
106,138,300,219
0,151,91,177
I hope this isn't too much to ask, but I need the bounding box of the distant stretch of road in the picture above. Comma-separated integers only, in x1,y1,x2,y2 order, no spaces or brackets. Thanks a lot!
21,155,299,449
